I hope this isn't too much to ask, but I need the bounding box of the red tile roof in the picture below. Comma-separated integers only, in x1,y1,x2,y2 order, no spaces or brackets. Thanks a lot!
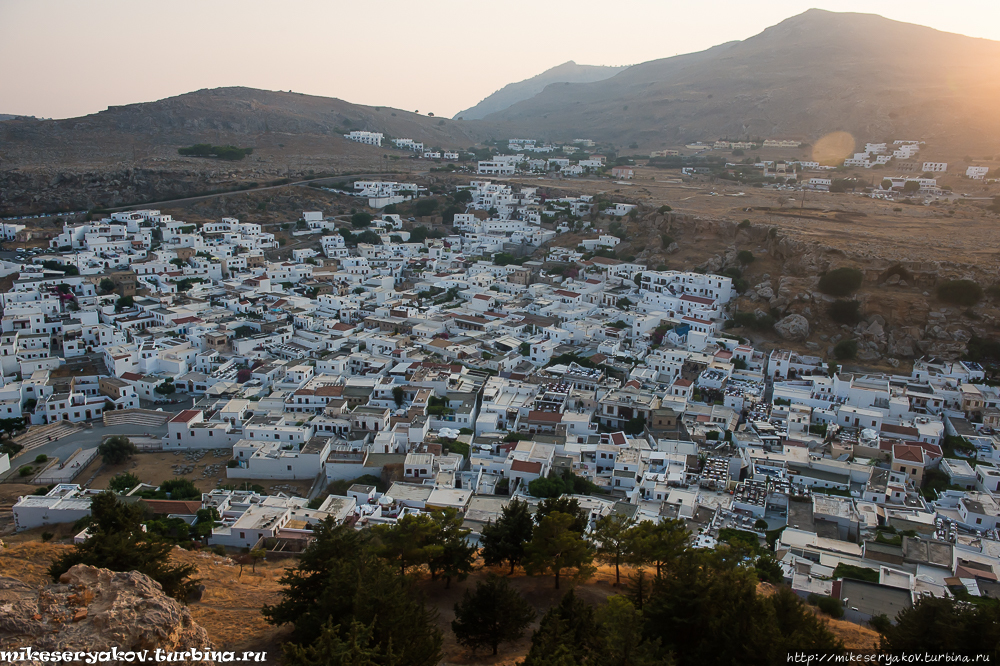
681,294,715,305
170,409,201,424
893,443,924,464
119,372,142,382
511,460,543,474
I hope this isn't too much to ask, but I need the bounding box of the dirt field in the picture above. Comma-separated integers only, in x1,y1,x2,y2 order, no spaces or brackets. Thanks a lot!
506,165,1000,271
76,450,315,498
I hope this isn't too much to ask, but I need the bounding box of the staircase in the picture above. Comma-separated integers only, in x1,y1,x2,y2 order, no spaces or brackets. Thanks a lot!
103,409,172,428
12,421,87,452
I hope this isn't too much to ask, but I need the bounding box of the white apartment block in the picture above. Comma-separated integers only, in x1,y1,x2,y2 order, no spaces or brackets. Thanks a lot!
344,131,383,146
922,162,947,173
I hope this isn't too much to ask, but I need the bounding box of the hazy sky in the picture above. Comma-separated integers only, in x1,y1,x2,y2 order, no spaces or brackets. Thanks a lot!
3,0,1000,120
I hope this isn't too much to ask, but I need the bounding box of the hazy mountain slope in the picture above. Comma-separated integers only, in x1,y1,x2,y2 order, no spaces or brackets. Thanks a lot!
486,9,1000,151
0,87,498,169
454,61,626,120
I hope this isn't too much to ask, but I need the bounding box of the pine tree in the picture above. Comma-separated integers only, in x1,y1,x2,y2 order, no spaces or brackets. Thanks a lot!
524,512,595,589
373,512,438,575
48,491,198,600
597,596,667,666
452,574,535,655
426,508,476,588
630,518,689,576
536,496,588,533
480,498,534,574
264,522,442,666
523,590,603,666
593,513,636,585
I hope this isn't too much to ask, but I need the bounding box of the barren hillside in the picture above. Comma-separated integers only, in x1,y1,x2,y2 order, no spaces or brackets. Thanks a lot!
484,9,1000,152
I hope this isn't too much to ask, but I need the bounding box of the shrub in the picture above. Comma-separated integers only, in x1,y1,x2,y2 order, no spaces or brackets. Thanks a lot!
212,544,227,556
34,454,48,464
937,280,983,307
828,300,861,325
736,250,755,265
818,267,864,296
738,219,751,230
19,466,34,477
807,594,845,619
41,532,54,542
833,339,858,360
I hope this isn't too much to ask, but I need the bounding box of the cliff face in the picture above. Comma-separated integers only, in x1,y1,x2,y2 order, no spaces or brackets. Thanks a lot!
0,565,216,665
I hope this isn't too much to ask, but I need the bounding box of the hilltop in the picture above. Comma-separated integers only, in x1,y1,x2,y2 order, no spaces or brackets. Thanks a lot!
482,9,1000,152
454,61,626,120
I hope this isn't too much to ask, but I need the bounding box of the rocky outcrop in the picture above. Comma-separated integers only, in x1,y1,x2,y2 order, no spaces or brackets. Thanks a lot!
0,565,214,664
774,314,811,341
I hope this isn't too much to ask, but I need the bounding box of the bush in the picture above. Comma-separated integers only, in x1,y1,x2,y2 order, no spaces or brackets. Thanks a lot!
818,267,864,297
212,544,227,556
937,280,983,307
351,212,373,228
41,532,54,542
807,594,845,619
833,339,858,360
736,250,755,265
832,563,879,584
19,466,34,477
828,299,861,325
34,454,48,464
738,219,751,230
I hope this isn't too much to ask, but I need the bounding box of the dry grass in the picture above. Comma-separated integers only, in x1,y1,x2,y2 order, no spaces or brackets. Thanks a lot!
76,450,315,498
0,542,882,663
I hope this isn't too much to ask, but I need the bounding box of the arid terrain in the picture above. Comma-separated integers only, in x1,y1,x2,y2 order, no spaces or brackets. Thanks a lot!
0,541,880,665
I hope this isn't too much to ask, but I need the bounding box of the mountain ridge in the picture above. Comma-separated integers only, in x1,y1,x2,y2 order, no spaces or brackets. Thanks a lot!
454,60,626,120
482,9,1000,151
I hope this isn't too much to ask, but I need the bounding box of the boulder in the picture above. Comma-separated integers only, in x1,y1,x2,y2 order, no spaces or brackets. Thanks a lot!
774,314,810,341
0,565,215,662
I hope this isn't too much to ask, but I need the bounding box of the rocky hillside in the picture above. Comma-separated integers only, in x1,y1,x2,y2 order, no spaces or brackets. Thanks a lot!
606,208,998,366
0,564,216,664
482,9,1000,152
454,61,626,120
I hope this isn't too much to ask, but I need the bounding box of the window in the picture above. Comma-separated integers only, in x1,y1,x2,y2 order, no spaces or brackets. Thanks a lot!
287,465,292,471
240,532,245,539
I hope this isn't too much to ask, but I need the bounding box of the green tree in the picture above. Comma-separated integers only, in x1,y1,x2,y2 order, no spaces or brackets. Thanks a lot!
351,212,373,228
48,491,198,600
452,574,536,655
524,512,596,589
593,514,637,585
392,386,405,408
425,508,476,588
643,551,841,666
736,250,755,265
523,590,603,666
0,416,26,440
98,435,137,465
903,180,920,193
154,379,176,395
875,596,1000,658
374,512,439,575
630,518,689,576
536,496,588,533
115,295,134,312
249,547,266,573
263,521,443,666
107,471,141,494
597,596,665,666
98,277,116,294
283,619,388,666
480,498,534,574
